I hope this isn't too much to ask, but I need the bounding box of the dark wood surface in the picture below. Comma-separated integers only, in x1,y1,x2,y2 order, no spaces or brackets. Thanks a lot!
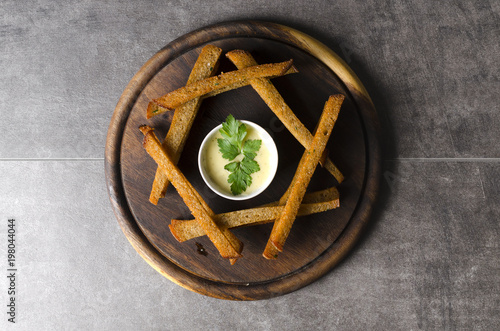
105,21,381,300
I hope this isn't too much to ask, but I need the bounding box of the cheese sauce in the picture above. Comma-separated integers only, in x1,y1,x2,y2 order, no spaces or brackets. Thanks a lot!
201,125,272,196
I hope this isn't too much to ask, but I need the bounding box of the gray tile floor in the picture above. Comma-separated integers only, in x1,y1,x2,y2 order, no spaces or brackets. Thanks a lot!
1,1,499,330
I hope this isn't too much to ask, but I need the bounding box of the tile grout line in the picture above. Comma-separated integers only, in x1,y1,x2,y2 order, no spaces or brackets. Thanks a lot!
390,158,500,162
0,157,499,162
0,158,105,161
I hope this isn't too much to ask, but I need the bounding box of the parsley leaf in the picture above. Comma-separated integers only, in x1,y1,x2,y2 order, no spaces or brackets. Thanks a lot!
240,157,260,174
224,161,239,173
218,114,247,153
217,138,239,160
227,164,252,195
242,139,261,160
217,115,262,195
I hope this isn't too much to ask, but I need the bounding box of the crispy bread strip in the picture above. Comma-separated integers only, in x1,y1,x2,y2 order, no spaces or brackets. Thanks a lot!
226,50,344,184
146,65,298,118
263,94,344,259
139,125,242,261
260,151,309,259
188,176,243,265
149,45,222,205
146,80,248,117
188,184,243,265
170,187,339,242
147,60,294,117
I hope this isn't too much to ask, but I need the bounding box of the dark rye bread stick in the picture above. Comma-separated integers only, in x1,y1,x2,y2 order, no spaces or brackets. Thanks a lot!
263,94,344,259
139,125,242,262
169,187,339,242
149,45,222,205
226,50,344,184
146,64,298,117
147,59,295,117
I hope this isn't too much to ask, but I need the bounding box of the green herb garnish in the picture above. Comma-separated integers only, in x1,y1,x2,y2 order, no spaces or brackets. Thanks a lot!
217,115,262,195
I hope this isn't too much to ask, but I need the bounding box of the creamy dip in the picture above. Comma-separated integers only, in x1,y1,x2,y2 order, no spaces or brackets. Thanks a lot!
201,125,273,196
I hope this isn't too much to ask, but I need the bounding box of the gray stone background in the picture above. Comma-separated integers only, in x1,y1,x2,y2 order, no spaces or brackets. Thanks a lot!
1,0,499,330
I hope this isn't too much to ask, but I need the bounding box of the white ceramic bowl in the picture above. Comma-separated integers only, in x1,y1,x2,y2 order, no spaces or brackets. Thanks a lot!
198,120,278,201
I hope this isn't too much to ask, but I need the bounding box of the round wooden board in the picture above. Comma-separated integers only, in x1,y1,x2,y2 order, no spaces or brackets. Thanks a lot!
105,21,381,300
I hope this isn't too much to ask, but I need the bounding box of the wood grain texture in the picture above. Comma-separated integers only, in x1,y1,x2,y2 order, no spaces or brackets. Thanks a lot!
105,20,381,300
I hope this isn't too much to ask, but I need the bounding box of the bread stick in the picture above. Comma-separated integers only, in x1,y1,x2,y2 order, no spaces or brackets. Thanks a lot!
149,45,222,205
263,94,344,259
169,187,339,242
139,125,242,261
226,50,344,184
147,60,295,117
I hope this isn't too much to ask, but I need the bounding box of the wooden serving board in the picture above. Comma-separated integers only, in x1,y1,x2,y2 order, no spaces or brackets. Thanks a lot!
105,21,381,300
